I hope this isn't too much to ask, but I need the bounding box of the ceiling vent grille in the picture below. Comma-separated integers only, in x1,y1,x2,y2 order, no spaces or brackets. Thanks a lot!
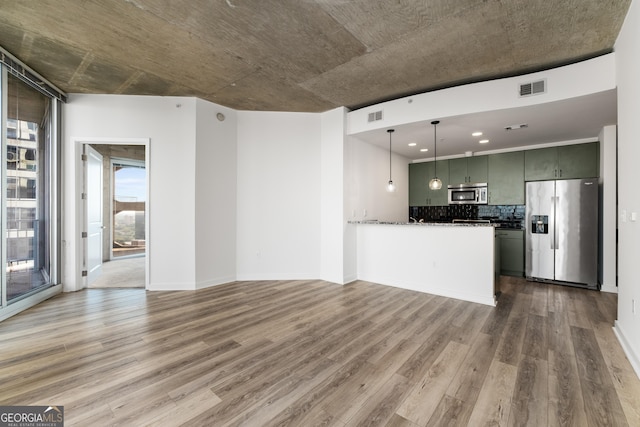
367,110,383,123
519,79,546,97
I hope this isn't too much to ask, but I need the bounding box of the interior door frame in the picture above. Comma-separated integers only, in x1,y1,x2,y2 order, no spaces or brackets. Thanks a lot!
73,137,150,290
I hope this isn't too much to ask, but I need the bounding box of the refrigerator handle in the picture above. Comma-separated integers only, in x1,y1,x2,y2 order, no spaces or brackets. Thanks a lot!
550,196,557,250
553,196,559,250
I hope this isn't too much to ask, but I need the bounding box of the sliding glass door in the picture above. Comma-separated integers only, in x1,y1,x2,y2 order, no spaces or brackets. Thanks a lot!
112,159,146,258
1,66,58,309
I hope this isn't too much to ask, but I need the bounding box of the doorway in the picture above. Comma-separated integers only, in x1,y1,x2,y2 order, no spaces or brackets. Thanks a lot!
82,142,148,289
111,158,146,259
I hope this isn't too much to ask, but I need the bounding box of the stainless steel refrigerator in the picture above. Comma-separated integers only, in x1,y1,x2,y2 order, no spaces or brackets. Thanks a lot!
525,178,598,289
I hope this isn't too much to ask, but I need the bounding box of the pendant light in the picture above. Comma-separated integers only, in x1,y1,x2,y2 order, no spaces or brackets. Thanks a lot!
386,129,396,192
429,120,443,190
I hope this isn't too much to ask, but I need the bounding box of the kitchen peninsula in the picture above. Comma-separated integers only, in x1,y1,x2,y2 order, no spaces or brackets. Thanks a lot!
350,221,498,306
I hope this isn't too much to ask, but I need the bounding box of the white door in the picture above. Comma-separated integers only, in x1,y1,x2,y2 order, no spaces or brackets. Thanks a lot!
85,145,103,284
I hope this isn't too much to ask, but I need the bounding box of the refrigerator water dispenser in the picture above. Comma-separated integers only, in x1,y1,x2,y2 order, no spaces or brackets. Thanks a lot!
531,215,548,234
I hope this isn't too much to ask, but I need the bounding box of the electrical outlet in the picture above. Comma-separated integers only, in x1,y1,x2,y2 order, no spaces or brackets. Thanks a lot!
633,299,636,314
363,209,367,217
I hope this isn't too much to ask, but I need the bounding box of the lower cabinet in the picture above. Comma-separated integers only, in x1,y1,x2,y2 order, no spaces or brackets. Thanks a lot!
496,229,524,277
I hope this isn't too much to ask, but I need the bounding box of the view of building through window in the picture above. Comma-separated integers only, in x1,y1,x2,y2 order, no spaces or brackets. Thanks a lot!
4,73,51,302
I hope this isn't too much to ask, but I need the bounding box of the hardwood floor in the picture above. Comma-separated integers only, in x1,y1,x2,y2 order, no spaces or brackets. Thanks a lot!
1,276,639,426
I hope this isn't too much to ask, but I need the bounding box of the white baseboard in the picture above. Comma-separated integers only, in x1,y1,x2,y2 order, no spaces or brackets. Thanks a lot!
196,275,236,290
613,321,640,380
342,273,357,284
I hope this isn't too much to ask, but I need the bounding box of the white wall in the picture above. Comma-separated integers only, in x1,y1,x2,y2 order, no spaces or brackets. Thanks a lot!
320,107,348,284
356,224,496,306
194,99,238,288
64,94,205,291
599,125,617,293
345,135,409,223
63,96,333,290
614,0,640,377
236,111,322,280
349,54,616,135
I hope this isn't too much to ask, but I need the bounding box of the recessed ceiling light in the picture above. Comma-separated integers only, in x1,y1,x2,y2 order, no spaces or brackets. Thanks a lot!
408,142,417,147
479,139,489,144
420,148,429,152
472,131,483,137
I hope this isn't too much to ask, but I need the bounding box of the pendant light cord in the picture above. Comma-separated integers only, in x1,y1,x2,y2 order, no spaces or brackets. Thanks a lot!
433,123,437,178
388,129,393,181
432,120,440,177
386,129,395,192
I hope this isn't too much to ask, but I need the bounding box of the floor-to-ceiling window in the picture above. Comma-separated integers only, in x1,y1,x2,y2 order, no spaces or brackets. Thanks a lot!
1,50,62,318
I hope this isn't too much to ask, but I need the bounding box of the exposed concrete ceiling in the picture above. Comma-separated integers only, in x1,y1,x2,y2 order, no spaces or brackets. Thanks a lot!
0,0,631,113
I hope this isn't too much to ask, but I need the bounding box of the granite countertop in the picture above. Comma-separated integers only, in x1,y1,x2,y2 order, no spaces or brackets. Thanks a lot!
348,220,498,227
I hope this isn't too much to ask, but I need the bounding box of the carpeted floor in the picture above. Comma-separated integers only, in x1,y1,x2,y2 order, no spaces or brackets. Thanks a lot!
88,256,145,288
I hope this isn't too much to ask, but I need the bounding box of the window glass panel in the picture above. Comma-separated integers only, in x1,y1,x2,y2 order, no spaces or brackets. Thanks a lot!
4,72,51,302
113,163,146,258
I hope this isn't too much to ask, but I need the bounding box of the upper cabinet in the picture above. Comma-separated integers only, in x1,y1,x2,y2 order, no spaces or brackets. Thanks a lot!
409,162,428,206
408,142,599,207
409,161,449,206
556,143,600,179
524,143,599,181
488,151,525,205
449,156,488,185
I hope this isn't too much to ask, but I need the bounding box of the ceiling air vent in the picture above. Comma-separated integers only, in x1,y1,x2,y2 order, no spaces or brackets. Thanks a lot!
367,110,383,123
505,123,528,131
519,79,546,97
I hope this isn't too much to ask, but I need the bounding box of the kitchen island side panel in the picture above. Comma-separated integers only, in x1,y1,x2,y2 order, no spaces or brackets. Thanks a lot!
354,224,496,306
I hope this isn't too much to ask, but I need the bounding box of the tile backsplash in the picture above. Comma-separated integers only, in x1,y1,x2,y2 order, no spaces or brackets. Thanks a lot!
409,204,525,228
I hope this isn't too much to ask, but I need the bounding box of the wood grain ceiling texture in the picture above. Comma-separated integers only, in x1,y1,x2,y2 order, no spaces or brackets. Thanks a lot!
0,0,631,112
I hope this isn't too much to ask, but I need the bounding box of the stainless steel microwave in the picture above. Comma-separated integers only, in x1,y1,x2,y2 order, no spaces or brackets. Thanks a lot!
448,183,488,205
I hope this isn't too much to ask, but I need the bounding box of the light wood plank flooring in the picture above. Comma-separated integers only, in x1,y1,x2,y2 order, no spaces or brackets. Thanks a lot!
1,276,639,426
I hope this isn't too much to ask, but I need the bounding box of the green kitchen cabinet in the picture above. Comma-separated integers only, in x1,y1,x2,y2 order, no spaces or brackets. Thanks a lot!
449,156,488,185
488,151,525,205
427,159,450,205
524,142,599,181
409,162,428,206
523,147,556,181
557,143,599,179
495,229,524,277
409,160,449,206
